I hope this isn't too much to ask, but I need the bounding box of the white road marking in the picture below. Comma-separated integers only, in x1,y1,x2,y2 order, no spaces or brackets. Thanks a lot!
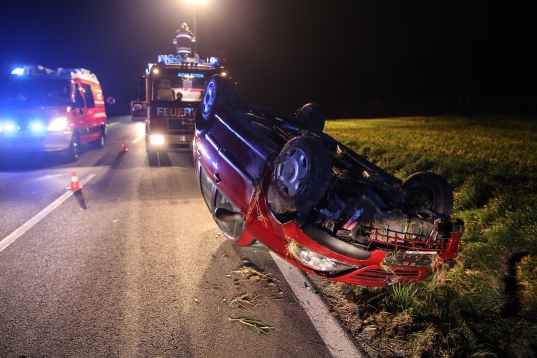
132,134,144,144
0,174,96,253
270,252,365,358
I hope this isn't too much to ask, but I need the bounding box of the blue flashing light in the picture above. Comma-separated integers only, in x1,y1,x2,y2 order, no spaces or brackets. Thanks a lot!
209,57,219,65
2,123,17,132
30,122,45,132
11,68,25,75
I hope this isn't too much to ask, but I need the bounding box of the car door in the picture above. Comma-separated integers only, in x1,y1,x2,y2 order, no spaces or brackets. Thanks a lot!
72,81,91,143
81,82,101,142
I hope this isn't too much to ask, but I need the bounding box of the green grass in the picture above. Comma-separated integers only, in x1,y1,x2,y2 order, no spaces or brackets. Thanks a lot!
324,114,537,357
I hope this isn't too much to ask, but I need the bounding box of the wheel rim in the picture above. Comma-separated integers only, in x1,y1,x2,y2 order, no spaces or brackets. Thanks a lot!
202,80,216,117
276,147,309,196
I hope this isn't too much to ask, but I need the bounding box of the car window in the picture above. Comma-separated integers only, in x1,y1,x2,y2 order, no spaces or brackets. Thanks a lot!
215,190,245,240
82,84,95,108
199,165,214,210
74,83,85,108
198,165,245,240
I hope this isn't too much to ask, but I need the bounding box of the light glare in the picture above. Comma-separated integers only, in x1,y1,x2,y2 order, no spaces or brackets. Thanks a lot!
150,135,164,144
48,117,68,131
30,122,45,131
3,123,17,132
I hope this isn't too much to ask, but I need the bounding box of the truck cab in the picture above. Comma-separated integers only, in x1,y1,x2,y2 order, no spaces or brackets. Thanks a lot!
144,54,228,156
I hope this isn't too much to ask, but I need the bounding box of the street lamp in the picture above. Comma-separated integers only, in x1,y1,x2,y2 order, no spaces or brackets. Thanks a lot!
184,0,207,58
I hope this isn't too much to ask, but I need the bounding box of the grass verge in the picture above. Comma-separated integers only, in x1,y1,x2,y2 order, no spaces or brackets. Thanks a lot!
320,114,537,357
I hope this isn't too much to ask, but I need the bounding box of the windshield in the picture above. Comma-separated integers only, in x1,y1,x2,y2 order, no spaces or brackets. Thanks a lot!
1,79,71,108
151,68,215,103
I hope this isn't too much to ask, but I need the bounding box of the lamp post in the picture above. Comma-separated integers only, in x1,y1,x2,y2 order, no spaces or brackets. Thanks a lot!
184,0,207,58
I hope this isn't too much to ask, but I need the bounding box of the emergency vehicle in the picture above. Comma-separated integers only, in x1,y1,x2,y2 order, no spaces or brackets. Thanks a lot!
0,65,111,162
143,49,228,156
130,100,147,121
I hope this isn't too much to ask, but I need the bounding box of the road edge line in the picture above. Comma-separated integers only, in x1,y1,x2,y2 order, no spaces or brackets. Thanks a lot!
0,174,96,253
270,252,366,358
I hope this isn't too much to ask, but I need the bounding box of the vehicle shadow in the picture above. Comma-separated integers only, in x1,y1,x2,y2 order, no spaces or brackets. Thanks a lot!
148,151,193,168
0,152,76,171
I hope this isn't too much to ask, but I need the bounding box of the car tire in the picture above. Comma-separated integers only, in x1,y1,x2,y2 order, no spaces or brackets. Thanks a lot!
65,133,81,162
296,103,326,131
90,129,105,149
401,171,453,218
271,136,332,214
195,75,230,134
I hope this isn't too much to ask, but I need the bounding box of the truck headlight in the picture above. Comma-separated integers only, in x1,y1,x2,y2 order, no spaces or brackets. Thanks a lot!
48,117,68,131
149,135,164,144
288,241,357,272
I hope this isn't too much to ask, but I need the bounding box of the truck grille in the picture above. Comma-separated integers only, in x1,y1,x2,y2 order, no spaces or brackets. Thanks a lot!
168,118,194,131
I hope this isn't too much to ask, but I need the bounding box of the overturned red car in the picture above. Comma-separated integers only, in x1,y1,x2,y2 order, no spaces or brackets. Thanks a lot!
193,75,463,286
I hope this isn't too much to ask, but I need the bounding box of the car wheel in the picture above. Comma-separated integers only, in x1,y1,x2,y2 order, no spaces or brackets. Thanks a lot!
90,130,105,149
65,134,81,162
271,136,332,213
296,103,326,131
201,75,230,120
401,171,453,219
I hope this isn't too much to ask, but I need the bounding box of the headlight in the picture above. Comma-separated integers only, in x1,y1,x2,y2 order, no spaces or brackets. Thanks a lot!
1,122,17,132
48,117,68,131
149,135,164,144
288,241,357,272
30,121,46,132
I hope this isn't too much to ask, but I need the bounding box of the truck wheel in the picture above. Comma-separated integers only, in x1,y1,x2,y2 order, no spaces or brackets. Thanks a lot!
296,103,326,131
271,136,331,213
65,134,81,162
401,172,453,218
90,130,105,149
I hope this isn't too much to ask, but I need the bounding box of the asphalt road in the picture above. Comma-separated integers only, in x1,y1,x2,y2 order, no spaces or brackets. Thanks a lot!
0,117,345,358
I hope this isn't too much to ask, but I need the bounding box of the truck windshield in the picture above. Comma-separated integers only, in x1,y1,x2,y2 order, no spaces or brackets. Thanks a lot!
151,69,211,103
1,79,71,108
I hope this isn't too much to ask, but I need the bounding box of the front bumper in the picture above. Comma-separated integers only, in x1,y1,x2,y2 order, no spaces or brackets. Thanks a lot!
0,131,72,153
145,133,193,152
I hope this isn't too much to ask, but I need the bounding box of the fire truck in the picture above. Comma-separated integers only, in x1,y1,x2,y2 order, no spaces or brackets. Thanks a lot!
143,50,228,159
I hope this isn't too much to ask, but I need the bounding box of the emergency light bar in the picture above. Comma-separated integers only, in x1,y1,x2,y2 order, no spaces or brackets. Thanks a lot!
157,54,219,66
10,65,98,82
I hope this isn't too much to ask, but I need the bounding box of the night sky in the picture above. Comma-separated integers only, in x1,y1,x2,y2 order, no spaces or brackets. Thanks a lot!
1,0,535,118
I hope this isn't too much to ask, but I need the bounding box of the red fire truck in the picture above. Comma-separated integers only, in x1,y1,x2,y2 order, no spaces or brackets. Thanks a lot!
143,53,228,160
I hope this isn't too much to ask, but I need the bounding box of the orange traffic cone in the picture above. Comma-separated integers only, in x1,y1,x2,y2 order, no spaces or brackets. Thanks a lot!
68,171,83,191
120,141,128,153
